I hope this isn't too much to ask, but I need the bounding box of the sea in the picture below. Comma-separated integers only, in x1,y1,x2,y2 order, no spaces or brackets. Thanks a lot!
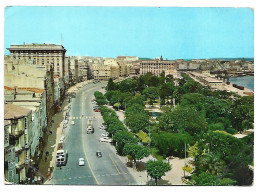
229,76,254,91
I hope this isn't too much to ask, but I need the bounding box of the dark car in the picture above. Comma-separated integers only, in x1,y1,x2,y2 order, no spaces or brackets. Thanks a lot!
96,151,102,158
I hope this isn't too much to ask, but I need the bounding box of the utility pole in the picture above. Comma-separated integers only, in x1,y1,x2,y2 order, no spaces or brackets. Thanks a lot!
184,143,187,177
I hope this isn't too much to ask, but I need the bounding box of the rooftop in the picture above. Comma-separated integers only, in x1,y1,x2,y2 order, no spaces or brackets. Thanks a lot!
7,43,66,51
4,103,31,120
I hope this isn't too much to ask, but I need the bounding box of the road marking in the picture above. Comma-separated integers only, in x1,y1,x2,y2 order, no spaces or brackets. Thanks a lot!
109,154,121,174
81,103,99,185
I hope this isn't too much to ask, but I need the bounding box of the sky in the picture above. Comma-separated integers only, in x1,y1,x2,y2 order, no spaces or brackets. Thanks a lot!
4,6,254,59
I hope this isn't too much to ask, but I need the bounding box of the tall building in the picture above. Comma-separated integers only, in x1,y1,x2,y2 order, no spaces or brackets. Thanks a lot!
139,58,179,77
7,43,66,78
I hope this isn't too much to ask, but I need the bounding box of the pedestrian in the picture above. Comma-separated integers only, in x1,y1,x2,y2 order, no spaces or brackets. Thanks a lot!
41,177,44,184
45,156,47,162
47,173,50,180
46,151,49,156
38,176,41,184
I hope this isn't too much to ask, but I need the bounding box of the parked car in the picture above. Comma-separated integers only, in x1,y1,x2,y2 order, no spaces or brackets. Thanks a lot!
99,137,112,143
60,136,65,143
94,109,100,112
71,121,75,125
78,158,85,166
99,125,106,129
96,151,102,158
101,132,109,137
87,127,94,134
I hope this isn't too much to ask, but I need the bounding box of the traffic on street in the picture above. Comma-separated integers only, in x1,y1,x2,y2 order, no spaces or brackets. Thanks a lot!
50,82,137,185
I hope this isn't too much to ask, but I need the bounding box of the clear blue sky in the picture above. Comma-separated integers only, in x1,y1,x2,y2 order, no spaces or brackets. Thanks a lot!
4,6,254,59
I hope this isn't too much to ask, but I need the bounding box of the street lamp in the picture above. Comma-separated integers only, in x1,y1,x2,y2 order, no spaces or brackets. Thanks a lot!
148,124,151,150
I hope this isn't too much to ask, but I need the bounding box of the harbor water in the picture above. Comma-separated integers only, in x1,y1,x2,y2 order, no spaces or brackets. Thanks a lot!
229,76,254,91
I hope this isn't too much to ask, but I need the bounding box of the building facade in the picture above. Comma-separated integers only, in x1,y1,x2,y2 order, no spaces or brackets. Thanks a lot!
4,104,32,184
139,59,179,77
7,43,66,78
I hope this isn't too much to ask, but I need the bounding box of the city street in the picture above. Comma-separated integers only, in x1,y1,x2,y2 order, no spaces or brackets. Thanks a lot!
50,82,137,185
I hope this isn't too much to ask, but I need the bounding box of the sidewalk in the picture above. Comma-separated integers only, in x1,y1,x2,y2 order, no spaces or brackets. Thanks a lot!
37,99,69,184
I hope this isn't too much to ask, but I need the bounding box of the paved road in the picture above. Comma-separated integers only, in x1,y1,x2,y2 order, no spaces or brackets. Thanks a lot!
51,82,137,185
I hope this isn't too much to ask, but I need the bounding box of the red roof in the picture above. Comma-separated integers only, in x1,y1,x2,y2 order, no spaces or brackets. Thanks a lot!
4,86,14,91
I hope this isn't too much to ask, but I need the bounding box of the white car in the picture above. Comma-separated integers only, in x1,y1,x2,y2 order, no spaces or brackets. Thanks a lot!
71,121,75,125
78,158,85,166
99,137,112,143
99,125,106,129
60,136,65,143
101,132,109,137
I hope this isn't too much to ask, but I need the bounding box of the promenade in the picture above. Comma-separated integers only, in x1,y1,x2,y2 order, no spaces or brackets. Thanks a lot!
188,73,253,97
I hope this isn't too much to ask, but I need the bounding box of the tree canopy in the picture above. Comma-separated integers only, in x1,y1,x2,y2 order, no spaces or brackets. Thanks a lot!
146,160,171,185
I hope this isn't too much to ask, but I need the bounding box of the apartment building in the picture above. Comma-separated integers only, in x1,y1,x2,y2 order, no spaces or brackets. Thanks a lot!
7,43,66,78
4,60,54,130
4,86,47,159
4,104,32,184
139,59,179,77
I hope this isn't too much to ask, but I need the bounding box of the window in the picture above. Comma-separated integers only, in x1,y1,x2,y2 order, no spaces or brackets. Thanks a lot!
24,117,27,129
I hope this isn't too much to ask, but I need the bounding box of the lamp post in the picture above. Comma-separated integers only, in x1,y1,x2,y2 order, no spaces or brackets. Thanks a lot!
148,124,151,150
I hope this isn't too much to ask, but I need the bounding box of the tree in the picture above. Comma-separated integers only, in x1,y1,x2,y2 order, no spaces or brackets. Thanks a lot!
107,122,126,136
143,87,159,105
136,130,149,144
149,76,160,87
123,143,149,166
113,131,138,155
125,111,150,133
205,97,232,125
118,79,138,93
182,80,203,94
107,78,117,91
126,94,146,107
146,160,171,185
125,104,150,133
152,132,193,157
158,83,175,104
196,131,244,166
180,93,206,115
158,106,208,136
159,71,166,85
230,96,254,131
197,152,226,176
190,172,236,186
94,91,108,105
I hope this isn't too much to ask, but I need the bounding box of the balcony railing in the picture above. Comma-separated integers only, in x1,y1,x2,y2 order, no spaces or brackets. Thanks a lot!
15,146,25,154
9,129,24,138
